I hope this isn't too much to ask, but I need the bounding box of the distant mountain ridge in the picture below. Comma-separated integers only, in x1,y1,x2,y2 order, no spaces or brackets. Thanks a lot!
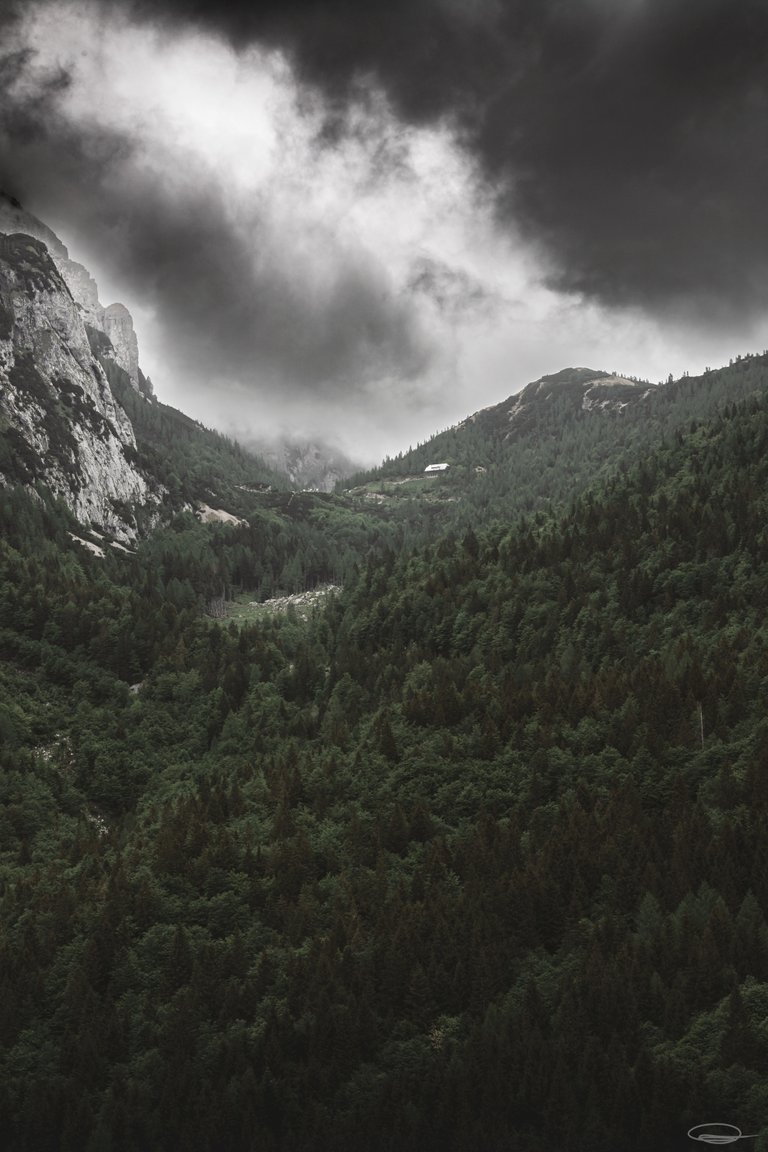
244,434,360,492
344,357,768,522
5,194,768,548
463,367,654,442
344,367,656,491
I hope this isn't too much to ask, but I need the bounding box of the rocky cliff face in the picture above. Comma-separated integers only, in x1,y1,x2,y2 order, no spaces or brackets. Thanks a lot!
100,303,140,389
0,232,158,540
0,192,143,389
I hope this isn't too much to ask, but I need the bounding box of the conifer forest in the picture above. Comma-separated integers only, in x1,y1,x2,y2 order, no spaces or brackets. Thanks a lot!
3,354,768,1151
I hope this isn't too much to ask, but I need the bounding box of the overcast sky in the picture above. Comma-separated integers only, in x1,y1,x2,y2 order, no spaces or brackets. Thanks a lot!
3,0,768,465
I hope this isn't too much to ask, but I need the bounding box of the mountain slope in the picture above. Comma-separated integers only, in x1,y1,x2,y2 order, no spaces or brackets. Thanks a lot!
88,330,287,520
0,232,157,540
3,198,768,1151
345,358,768,523
0,194,364,495
473,366,654,440
2,374,768,1150
0,216,288,538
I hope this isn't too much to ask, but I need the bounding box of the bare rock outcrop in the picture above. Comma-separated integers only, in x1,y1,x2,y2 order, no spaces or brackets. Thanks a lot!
0,231,158,539
0,192,142,389
100,302,140,388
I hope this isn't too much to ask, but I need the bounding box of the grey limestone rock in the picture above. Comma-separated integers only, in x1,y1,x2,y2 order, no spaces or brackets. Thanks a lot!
100,302,140,388
0,231,158,540
0,192,141,388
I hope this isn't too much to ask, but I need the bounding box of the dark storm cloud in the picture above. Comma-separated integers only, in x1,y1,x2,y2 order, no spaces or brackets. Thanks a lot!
91,183,432,390
0,36,430,393
407,254,501,320
83,0,768,321
4,0,768,372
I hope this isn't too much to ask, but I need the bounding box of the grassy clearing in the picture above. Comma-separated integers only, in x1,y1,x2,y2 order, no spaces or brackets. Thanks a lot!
348,475,453,501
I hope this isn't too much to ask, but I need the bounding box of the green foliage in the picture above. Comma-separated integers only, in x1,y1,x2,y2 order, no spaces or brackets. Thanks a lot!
4,365,768,1149
88,332,284,513
344,354,768,536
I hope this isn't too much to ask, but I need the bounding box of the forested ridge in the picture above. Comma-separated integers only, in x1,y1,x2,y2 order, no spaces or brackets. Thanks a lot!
345,355,768,525
2,370,768,1150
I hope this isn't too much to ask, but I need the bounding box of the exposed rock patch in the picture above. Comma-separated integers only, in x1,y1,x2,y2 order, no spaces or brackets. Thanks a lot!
0,231,158,540
0,192,143,390
68,533,105,557
101,302,140,387
196,503,248,527
249,584,341,616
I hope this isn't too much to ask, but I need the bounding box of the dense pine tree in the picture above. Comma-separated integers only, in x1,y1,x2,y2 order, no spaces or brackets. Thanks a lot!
3,365,768,1149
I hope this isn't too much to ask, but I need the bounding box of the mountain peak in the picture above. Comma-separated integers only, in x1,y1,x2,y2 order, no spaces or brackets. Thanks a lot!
0,196,142,389
0,227,155,540
495,367,654,442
